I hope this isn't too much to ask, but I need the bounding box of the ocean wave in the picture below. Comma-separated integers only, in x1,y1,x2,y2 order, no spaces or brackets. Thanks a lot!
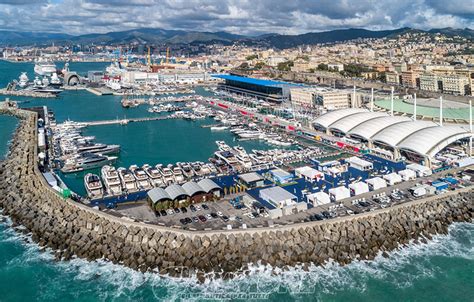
0,217,472,301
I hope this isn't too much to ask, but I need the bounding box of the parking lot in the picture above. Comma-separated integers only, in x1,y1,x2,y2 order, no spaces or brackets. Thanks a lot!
112,167,473,231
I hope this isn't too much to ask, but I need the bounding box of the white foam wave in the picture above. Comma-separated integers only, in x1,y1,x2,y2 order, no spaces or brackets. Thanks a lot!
0,216,472,301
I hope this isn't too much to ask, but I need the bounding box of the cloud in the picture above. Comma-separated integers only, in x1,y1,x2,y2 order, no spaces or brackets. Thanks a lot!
0,0,472,35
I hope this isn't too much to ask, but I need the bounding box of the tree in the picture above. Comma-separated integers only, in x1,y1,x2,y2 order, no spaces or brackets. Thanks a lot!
239,62,249,69
246,54,258,60
316,63,328,71
254,61,265,69
277,60,294,71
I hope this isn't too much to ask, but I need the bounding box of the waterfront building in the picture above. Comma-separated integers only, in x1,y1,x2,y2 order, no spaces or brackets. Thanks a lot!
313,108,472,167
270,168,293,184
213,74,301,102
237,172,265,188
290,87,350,110
259,186,297,208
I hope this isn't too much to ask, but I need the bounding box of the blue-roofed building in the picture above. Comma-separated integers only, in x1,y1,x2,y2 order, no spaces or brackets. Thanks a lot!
212,74,302,103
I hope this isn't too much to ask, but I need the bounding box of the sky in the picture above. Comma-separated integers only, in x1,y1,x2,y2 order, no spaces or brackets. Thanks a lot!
0,0,472,35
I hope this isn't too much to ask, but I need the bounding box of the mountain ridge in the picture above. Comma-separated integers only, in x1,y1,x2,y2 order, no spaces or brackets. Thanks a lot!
0,27,472,48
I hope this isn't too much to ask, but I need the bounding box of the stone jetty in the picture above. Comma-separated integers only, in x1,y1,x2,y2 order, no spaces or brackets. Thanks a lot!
0,107,473,278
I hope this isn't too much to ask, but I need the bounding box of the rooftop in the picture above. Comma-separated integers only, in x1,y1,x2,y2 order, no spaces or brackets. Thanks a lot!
212,74,302,88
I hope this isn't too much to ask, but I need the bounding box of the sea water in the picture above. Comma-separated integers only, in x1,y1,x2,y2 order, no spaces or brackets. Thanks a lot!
0,60,473,301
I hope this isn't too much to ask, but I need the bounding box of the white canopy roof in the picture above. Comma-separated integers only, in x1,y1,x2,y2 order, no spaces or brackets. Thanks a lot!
329,112,388,134
313,108,367,129
398,126,471,157
349,115,412,140
372,120,437,147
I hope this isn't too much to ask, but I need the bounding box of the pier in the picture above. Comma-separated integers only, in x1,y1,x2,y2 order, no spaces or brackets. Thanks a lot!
0,88,56,98
84,115,174,126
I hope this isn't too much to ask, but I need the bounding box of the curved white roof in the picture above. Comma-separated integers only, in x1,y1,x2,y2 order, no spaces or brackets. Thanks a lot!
165,184,188,200
313,108,367,129
372,120,438,147
329,112,388,134
349,115,412,140
147,188,170,204
182,181,205,196
197,179,221,193
398,126,471,157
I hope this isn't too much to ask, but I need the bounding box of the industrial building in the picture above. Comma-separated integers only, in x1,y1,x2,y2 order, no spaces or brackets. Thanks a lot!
212,74,301,102
313,108,472,166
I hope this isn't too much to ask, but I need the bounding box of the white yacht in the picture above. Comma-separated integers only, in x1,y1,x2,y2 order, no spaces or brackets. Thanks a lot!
159,166,175,185
130,165,153,191
18,72,29,88
117,167,139,193
101,165,123,196
172,166,185,184
84,173,104,199
143,164,165,187
50,72,62,88
34,58,57,76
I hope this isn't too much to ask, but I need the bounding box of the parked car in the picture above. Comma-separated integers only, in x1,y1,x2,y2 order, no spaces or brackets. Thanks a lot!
206,214,212,220
173,208,180,214
190,205,197,212
180,207,188,213
160,210,167,216
202,204,209,210
210,212,218,219
217,211,223,217
221,215,229,222
192,216,199,223
198,215,207,222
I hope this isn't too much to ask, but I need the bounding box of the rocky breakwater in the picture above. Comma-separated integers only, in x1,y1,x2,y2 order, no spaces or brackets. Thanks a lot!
0,107,473,279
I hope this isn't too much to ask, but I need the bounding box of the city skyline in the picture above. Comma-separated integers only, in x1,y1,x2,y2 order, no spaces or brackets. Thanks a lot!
0,0,472,35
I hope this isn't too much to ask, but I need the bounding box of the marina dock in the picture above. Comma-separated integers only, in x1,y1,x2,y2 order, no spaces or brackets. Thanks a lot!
84,115,174,126
0,88,56,98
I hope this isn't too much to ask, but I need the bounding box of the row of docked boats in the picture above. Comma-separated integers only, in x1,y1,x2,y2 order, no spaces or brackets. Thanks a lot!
84,162,219,199
52,121,121,173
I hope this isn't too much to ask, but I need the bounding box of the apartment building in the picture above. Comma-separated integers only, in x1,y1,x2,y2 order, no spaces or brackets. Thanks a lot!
440,74,469,95
419,74,439,92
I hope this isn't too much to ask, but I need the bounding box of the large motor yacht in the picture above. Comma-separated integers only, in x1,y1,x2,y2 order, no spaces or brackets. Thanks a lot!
84,173,104,199
101,165,123,196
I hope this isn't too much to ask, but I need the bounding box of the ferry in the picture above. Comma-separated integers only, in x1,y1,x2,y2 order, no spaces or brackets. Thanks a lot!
143,164,165,187
117,167,139,193
130,165,153,191
101,165,123,196
84,173,104,199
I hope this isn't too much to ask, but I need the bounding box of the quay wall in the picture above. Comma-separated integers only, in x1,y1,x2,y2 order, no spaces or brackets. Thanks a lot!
0,108,472,277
